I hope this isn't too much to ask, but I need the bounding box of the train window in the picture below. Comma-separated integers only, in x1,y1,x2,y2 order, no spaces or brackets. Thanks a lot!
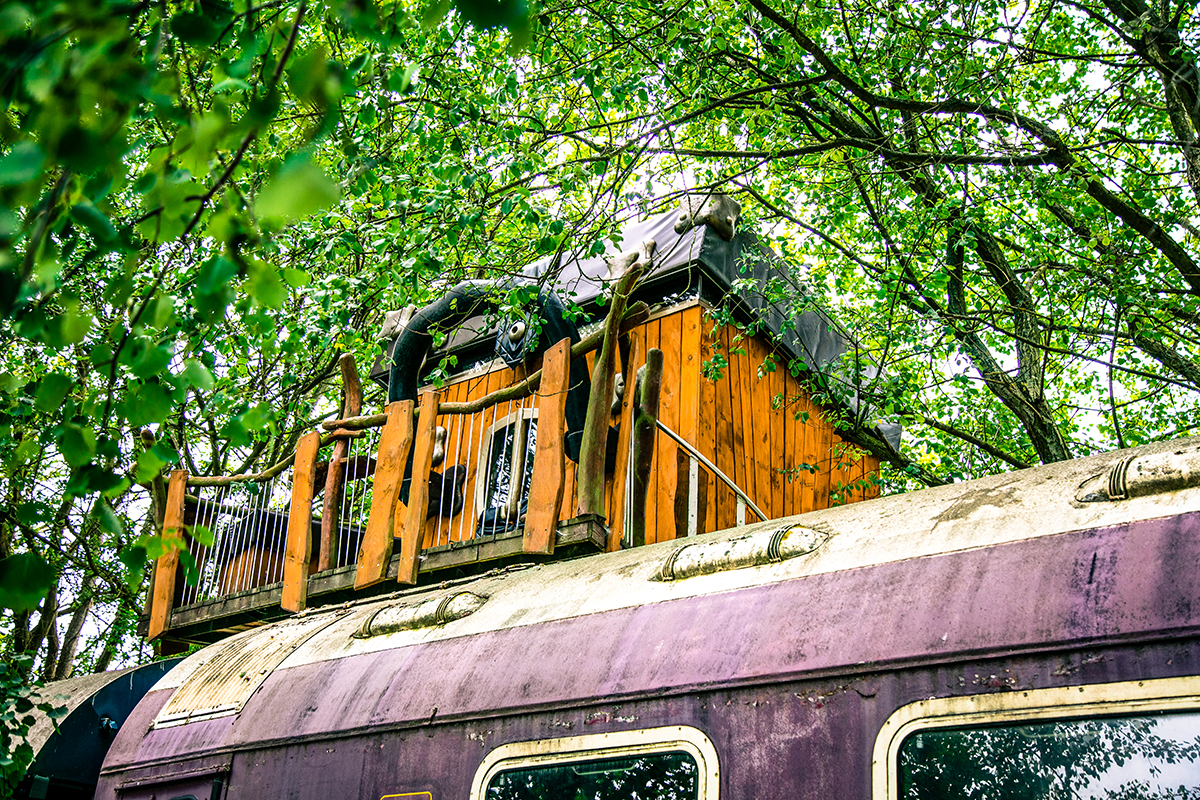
471,726,719,800
873,676,1200,800
899,713,1200,798
486,751,698,799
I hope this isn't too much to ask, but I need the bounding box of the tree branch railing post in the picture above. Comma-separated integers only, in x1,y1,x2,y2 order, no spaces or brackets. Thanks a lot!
628,349,663,548
577,241,655,519
397,389,440,585
319,354,364,571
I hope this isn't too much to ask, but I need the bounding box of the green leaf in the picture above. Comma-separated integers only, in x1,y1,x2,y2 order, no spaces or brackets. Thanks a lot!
0,142,45,187
69,201,118,243
117,545,147,589
180,358,214,390
59,302,92,346
135,448,167,483
0,554,54,613
281,267,311,288
126,381,173,426
255,159,340,224
34,373,72,412
58,423,96,469
151,293,177,329
246,259,287,308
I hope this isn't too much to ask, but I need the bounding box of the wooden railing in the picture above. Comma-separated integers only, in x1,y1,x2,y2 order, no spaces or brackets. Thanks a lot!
146,262,659,641
146,337,584,640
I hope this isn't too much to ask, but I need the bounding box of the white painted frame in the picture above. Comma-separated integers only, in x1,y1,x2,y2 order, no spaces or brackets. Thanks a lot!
470,725,720,799
872,676,1200,799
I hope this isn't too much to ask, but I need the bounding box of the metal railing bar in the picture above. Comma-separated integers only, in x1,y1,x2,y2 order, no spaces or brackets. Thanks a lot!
654,419,768,523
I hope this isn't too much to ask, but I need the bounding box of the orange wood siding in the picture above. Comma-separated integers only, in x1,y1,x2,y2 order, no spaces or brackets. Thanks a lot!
412,301,880,551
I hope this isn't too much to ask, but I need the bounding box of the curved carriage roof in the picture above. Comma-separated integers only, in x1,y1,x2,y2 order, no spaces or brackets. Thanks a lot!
102,437,1200,775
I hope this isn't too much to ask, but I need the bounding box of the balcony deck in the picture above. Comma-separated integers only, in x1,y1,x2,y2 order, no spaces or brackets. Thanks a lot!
142,515,606,645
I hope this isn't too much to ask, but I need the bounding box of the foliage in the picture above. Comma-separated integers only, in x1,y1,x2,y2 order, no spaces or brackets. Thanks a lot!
491,0,1200,486
0,0,538,693
0,655,65,797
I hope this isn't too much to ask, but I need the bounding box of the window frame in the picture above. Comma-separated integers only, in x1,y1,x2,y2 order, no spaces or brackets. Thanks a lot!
872,675,1200,800
473,407,539,518
470,725,720,800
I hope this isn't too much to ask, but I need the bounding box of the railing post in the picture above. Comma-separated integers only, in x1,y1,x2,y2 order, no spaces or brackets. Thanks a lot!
577,241,654,518
148,469,188,641
608,333,642,550
354,400,414,589
629,348,663,548
282,431,321,613
397,389,439,585
524,337,571,554
319,354,363,571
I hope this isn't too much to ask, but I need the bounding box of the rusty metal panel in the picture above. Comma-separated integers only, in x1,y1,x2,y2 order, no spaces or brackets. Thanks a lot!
153,612,349,728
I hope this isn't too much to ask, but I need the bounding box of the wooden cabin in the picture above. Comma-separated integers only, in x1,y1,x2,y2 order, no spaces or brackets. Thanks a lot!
142,195,886,651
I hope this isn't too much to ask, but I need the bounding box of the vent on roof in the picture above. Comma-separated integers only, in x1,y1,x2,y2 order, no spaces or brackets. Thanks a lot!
1076,446,1200,502
153,612,348,728
352,591,488,639
656,524,829,581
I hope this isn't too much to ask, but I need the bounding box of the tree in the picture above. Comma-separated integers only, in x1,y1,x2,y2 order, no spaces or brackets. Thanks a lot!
478,0,1200,483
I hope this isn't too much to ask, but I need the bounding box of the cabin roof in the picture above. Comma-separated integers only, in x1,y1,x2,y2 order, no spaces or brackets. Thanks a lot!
102,437,1200,771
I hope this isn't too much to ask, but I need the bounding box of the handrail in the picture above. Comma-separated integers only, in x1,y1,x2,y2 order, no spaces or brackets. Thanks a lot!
654,419,769,523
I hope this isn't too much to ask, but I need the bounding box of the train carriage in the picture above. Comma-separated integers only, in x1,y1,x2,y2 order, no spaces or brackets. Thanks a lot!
95,436,1200,799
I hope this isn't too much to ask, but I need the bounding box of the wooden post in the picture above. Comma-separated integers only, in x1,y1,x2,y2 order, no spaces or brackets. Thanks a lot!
397,389,439,585
354,400,414,589
577,241,654,518
523,337,571,554
319,354,364,571
148,470,188,641
281,431,321,613
629,349,663,549
607,332,642,551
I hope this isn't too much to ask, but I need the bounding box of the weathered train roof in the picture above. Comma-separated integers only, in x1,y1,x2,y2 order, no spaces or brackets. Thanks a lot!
101,437,1200,775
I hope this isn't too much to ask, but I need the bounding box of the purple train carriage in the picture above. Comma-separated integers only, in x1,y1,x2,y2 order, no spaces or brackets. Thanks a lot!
84,436,1200,799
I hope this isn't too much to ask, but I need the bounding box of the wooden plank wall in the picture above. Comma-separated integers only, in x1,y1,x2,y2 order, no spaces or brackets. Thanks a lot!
412,301,880,550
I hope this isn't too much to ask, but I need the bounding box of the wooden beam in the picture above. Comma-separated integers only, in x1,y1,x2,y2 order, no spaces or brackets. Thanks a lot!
148,470,188,641
524,337,571,554
397,389,439,585
354,400,414,589
629,349,663,549
577,243,654,518
319,354,364,571
281,431,321,613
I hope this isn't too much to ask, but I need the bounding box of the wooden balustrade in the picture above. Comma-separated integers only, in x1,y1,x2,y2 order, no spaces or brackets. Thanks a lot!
146,294,646,632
